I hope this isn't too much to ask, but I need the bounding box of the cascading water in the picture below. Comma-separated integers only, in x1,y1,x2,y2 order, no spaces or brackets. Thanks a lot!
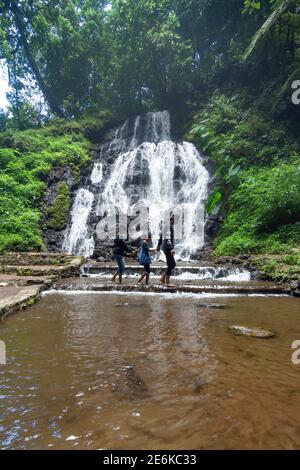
62,189,95,257
63,111,209,259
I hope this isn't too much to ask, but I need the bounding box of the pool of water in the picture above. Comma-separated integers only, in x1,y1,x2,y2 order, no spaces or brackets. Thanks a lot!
0,292,300,450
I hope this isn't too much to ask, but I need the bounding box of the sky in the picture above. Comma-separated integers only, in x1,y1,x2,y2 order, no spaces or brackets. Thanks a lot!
0,61,10,111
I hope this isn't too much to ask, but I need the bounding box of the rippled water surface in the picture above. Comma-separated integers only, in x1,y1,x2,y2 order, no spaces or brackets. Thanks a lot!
0,292,300,449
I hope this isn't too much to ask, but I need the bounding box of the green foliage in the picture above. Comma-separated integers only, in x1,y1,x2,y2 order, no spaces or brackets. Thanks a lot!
190,94,300,256
46,182,72,230
230,165,300,233
253,249,300,282
0,121,92,252
205,188,222,214
0,194,43,253
190,95,299,173
243,0,292,61
0,0,299,126
214,166,300,256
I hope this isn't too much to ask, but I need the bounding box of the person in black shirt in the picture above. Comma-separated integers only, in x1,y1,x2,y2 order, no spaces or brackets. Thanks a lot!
111,238,131,284
156,214,176,286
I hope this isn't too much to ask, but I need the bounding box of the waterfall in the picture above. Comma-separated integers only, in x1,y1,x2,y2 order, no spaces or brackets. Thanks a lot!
62,189,95,257
63,111,209,259
90,162,103,185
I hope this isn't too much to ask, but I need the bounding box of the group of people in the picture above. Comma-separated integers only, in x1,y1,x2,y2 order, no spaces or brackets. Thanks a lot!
111,233,176,287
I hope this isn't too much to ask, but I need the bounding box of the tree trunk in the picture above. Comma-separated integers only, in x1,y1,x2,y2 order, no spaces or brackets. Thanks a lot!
243,0,294,62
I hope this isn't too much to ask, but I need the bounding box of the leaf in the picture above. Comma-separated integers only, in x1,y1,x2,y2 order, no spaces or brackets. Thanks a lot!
206,189,222,214
225,164,241,183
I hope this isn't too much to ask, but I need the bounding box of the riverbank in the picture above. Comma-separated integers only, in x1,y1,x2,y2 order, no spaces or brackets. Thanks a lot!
214,252,300,285
0,253,84,320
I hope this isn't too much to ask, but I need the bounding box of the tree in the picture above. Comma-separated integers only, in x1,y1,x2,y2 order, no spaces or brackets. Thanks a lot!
0,0,108,119
0,0,63,116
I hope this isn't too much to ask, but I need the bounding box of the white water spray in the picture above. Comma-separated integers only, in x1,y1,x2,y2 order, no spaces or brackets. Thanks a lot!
63,189,95,257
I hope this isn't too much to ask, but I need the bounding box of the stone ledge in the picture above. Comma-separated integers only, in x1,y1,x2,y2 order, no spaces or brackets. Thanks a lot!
53,281,291,296
0,253,84,278
0,285,44,321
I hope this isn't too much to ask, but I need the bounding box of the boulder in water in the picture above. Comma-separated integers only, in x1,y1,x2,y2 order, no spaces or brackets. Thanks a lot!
291,281,299,290
114,303,141,308
193,378,208,392
198,303,230,310
229,325,275,339
110,365,149,399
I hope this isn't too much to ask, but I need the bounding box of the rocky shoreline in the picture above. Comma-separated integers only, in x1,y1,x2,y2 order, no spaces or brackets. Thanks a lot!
0,253,84,320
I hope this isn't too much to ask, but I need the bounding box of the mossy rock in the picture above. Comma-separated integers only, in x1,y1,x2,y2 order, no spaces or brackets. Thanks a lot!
46,182,71,230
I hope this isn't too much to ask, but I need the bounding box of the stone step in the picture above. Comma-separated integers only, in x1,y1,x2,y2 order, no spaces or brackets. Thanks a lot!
81,264,251,279
53,279,291,296
0,285,43,320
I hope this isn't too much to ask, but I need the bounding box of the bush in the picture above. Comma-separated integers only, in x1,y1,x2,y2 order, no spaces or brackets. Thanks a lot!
214,165,300,255
230,164,300,233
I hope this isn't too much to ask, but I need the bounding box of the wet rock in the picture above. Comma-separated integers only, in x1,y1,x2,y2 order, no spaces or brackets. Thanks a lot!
293,291,300,298
0,285,42,320
193,378,208,392
198,303,230,310
291,281,300,291
231,258,243,266
229,325,276,339
239,254,251,261
246,264,257,273
205,214,222,246
111,365,149,399
114,303,141,308
42,166,77,253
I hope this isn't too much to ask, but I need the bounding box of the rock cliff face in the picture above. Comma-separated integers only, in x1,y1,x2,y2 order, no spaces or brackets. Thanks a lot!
42,166,76,252
42,149,95,253
44,111,218,260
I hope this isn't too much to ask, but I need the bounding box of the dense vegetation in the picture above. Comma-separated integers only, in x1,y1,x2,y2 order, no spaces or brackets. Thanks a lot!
0,0,299,275
0,121,92,251
1,1,299,125
190,94,300,256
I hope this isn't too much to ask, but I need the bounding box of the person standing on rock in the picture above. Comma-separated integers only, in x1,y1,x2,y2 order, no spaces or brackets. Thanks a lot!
111,238,132,284
133,234,156,285
157,234,176,287
157,214,176,286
